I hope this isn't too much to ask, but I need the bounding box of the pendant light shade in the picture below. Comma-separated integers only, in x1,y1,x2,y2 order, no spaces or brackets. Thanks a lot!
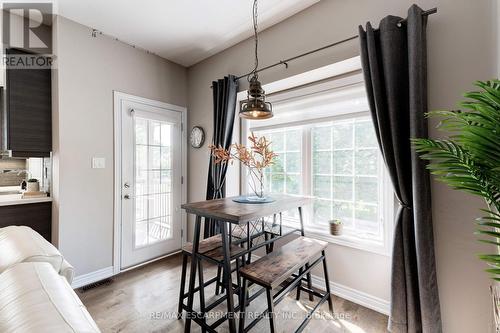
239,76,273,119
239,0,273,120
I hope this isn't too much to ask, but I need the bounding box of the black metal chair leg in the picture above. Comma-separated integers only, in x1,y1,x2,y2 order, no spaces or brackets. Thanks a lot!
177,252,188,319
321,250,334,313
296,267,303,300
239,278,248,333
306,264,314,302
266,288,276,333
215,265,222,295
198,258,207,333
184,216,201,333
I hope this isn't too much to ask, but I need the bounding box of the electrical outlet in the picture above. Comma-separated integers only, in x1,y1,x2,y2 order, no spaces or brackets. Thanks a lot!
92,157,105,169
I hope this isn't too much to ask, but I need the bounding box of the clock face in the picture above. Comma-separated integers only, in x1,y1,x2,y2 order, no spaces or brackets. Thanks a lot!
190,126,205,148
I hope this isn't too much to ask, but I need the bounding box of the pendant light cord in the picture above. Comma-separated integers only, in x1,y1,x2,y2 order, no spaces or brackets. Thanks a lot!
248,0,259,82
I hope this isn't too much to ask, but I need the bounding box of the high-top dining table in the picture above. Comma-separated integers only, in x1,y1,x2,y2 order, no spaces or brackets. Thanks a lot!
181,194,313,333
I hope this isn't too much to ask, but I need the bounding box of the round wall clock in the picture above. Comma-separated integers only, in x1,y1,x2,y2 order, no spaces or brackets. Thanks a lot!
190,126,205,148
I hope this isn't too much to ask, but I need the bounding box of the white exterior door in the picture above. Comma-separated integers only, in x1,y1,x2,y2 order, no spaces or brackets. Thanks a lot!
119,97,182,269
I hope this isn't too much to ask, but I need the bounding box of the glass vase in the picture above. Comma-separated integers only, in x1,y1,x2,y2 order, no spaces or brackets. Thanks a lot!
246,167,266,201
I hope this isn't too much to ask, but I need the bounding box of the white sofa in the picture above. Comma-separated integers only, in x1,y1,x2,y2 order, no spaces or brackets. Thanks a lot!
0,226,100,333
0,226,74,283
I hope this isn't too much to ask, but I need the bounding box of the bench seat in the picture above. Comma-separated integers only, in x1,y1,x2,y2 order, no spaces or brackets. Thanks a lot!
240,236,327,289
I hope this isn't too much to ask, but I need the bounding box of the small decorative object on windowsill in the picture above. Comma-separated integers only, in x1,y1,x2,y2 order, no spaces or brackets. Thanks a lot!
209,132,277,203
329,219,343,236
26,178,39,193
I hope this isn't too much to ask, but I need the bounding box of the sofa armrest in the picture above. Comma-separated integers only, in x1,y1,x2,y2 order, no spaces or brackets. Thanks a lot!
60,259,75,284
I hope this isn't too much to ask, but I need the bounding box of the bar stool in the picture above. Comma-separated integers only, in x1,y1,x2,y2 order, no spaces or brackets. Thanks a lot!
177,234,246,324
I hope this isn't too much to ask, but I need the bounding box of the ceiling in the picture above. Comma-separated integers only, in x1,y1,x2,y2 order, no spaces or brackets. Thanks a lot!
55,0,319,67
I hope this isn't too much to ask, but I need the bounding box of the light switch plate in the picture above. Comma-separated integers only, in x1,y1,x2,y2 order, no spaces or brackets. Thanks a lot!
92,157,105,169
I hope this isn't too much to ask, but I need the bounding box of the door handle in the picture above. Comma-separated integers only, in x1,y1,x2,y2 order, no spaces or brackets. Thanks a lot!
124,194,131,199
124,182,130,188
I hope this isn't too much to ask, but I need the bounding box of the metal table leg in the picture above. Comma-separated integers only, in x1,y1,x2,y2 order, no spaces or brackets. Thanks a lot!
298,207,314,302
220,221,237,333
184,215,201,333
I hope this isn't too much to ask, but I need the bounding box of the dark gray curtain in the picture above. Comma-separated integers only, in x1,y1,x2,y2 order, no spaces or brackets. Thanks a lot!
359,5,441,333
204,75,238,238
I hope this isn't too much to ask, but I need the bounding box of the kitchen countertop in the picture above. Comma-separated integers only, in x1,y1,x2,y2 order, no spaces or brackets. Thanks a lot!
0,186,52,206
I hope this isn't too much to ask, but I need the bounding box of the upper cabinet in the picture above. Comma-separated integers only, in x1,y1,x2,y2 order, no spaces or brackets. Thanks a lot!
2,48,52,157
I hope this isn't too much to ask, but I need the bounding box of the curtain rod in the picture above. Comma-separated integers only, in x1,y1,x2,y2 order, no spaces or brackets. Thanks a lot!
230,7,437,82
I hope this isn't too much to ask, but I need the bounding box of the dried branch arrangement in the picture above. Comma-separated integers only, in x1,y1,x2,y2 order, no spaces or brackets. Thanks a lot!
209,132,277,198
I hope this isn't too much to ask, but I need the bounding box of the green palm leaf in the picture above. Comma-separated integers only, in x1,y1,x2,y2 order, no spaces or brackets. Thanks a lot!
414,80,500,281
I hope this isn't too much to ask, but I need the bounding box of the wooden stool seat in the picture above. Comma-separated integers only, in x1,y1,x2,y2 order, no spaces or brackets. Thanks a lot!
183,234,222,254
183,234,246,262
240,236,327,288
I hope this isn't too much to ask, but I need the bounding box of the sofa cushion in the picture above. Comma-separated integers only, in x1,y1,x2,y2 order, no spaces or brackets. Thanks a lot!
0,262,100,333
0,226,68,278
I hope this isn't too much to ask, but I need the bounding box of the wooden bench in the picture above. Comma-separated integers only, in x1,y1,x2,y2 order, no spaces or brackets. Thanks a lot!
239,236,333,333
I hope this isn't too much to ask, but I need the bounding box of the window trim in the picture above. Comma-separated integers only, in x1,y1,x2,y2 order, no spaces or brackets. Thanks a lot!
237,57,394,256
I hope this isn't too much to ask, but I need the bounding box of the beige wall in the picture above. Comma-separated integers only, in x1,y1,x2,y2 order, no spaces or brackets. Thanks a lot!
187,0,497,331
52,16,187,276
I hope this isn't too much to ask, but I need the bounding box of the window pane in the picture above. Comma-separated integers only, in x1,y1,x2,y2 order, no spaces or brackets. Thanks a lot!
355,149,377,175
355,203,378,227
333,201,354,227
333,150,353,175
333,122,353,149
150,121,162,146
286,152,300,173
135,118,147,145
286,174,300,194
313,151,331,174
312,126,331,150
149,146,161,170
271,153,285,173
286,130,301,151
355,176,378,204
314,199,332,223
271,174,284,193
160,123,171,147
136,145,147,171
355,120,377,148
333,176,353,201
313,175,331,198
269,132,284,151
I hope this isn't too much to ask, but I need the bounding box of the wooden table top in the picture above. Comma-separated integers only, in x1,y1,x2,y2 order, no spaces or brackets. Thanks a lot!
181,194,314,224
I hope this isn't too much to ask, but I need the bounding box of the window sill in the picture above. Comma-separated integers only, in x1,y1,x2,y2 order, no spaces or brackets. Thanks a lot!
282,221,391,256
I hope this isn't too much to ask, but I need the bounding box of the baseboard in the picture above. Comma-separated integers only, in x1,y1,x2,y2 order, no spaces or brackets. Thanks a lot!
310,275,390,315
71,266,114,289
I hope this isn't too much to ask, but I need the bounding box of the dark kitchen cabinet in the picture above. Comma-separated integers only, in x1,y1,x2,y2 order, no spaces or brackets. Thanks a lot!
0,202,52,242
2,48,52,157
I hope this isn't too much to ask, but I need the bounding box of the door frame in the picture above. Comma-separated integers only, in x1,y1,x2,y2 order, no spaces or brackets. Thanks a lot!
113,91,187,274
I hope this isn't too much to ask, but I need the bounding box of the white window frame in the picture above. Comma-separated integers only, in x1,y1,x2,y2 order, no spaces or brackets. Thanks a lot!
238,57,394,256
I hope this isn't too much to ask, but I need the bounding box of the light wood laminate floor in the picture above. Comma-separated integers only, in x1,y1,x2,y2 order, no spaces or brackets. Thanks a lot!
77,253,388,333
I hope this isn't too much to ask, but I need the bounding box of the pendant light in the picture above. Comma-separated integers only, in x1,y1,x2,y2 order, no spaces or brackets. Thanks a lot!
239,0,273,120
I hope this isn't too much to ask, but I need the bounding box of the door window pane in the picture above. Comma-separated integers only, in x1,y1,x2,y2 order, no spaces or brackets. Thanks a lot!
134,117,174,247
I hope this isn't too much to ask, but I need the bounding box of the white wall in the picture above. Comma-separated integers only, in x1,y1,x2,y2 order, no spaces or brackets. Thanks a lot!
186,0,497,331
52,16,187,276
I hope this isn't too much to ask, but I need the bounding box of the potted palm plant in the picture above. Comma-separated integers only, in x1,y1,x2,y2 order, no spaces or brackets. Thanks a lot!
413,80,500,330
